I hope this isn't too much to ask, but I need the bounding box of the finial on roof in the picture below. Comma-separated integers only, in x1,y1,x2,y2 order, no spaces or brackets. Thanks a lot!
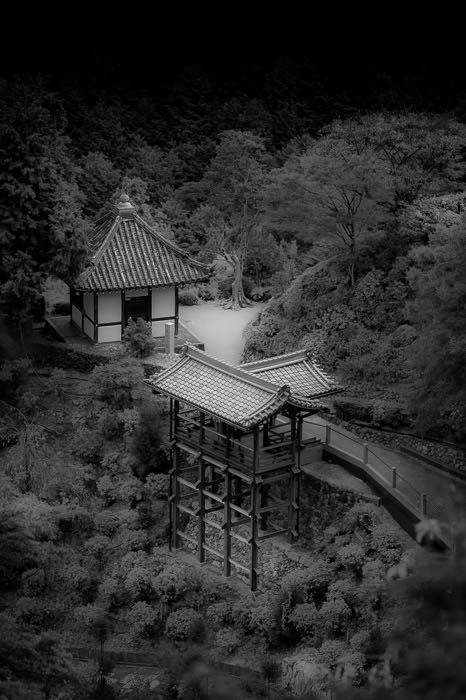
115,192,135,217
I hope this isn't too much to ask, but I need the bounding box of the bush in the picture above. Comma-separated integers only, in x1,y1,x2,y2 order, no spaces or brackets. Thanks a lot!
318,640,350,669
165,607,205,641
281,560,334,606
122,318,155,358
214,628,242,655
127,601,161,640
320,596,352,635
21,568,46,597
90,359,142,409
326,579,357,607
289,602,322,642
15,596,66,629
197,283,217,301
153,563,200,604
370,523,402,566
343,502,379,533
336,543,366,574
178,288,199,305
145,473,170,500
205,601,234,626
334,650,367,686
130,402,170,479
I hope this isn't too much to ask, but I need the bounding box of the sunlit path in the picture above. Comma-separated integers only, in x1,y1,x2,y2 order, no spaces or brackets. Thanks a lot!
179,301,265,364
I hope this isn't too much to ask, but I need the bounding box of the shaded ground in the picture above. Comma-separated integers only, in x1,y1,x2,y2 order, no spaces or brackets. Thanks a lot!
179,302,265,364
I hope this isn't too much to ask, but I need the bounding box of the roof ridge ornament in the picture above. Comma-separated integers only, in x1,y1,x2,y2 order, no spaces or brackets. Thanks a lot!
114,192,136,217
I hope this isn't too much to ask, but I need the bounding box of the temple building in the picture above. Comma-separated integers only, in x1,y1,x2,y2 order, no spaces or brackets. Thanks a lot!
146,345,342,590
69,194,210,343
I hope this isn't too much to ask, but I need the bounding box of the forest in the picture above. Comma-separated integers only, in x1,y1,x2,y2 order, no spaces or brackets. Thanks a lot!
1,45,466,699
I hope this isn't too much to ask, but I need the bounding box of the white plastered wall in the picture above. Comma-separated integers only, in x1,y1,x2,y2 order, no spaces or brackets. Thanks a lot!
98,325,122,343
152,287,175,317
151,287,176,337
98,292,121,323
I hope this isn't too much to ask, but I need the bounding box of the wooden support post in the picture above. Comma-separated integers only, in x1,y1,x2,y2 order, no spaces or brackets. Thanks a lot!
421,493,427,516
199,412,205,445
250,479,258,591
233,475,241,519
223,469,231,577
198,458,205,563
172,445,180,549
259,484,269,531
253,428,259,475
288,468,299,543
392,467,397,489
169,398,173,441
363,442,369,465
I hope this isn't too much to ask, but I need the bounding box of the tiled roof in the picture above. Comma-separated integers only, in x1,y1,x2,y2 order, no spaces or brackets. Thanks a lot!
75,196,211,292
240,349,342,400
146,345,291,429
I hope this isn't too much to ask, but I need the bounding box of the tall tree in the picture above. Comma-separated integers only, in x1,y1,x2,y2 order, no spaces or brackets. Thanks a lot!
266,131,393,286
186,130,273,309
407,200,466,439
0,78,88,335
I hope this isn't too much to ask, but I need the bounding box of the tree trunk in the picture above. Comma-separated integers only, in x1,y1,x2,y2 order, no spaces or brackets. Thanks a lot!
223,252,252,310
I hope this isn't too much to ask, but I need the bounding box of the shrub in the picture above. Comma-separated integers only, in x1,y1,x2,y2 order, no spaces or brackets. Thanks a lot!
206,601,234,626
320,596,352,635
165,608,205,641
15,596,65,629
349,629,372,654
122,318,155,358
355,560,387,615
318,640,350,669
74,603,108,632
21,568,46,597
334,650,367,686
127,601,161,640
145,473,170,500
197,283,217,301
97,409,125,440
326,579,357,607
178,288,199,305
370,523,402,566
249,601,280,643
153,563,200,604
90,359,142,409
130,402,170,479
214,628,242,655
336,543,366,574
289,603,323,643
343,502,379,533
281,560,334,605
84,535,113,564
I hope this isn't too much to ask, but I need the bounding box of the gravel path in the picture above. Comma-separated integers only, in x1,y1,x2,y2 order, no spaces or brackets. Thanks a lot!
179,301,265,364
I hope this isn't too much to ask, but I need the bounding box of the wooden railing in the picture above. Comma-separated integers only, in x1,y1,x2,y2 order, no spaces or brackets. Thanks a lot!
304,419,452,547
175,414,295,473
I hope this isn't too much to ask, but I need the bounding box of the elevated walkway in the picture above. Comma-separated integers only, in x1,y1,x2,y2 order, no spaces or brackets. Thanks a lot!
299,416,466,547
